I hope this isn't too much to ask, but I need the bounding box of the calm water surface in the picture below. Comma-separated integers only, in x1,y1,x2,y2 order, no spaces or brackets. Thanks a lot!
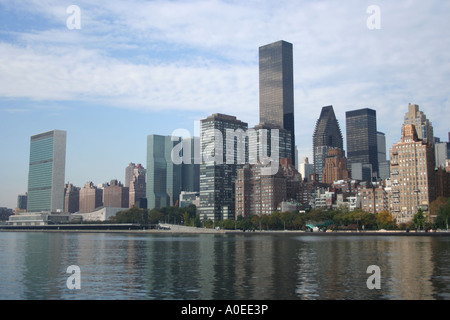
1,231,450,300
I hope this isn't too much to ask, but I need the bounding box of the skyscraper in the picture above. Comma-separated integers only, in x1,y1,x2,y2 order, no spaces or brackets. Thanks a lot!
403,103,434,145
125,163,136,188
27,130,66,212
377,131,387,163
346,108,378,181
181,136,200,193
147,135,182,209
435,142,450,169
390,124,436,224
248,122,291,166
259,40,295,162
128,164,147,208
312,106,343,182
198,113,248,221
377,131,390,180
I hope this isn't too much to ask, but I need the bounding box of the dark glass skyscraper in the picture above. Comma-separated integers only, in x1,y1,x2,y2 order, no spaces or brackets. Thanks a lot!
312,106,343,182
346,108,378,180
259,40,295,162
181,136,200,193
147,135,182,209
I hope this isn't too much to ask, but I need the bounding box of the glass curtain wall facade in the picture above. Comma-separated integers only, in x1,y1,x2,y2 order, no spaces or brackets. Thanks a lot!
27,130,66,212
199,113,248,222
147,135,182,210
312,106,343,183
181,136,200,193
248,122,291,165
346,108,378,180
259,40,295,163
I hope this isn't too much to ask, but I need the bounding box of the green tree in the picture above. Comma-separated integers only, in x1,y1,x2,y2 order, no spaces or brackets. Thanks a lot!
333,210,352,228
251,215,261,230
110,207,148,224
430,197,449,218
413,209,426,230
293,213,306,230
182,211,191,226
279,211,292,230
260,215,269,230
148,209,163,224
269,211,283,230
193,215,202,227
435,198,450,229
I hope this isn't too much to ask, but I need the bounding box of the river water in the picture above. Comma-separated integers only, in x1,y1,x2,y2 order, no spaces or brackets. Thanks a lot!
1,231,449,300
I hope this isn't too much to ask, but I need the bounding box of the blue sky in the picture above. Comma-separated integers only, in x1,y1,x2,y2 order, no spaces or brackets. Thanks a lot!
1,0,449,209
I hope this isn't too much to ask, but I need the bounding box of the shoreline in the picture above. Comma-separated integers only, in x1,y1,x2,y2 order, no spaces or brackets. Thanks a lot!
1,224,450,236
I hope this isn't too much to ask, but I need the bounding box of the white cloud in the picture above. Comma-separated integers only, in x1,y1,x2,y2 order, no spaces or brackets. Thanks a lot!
1,0,449,154
0,42,258,116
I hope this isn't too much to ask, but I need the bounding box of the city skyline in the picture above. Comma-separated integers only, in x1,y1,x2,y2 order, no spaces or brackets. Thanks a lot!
1,1,450,209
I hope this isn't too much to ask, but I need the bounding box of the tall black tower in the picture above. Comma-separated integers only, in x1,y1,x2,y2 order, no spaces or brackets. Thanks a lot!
346,108,378,180
259,40,295,163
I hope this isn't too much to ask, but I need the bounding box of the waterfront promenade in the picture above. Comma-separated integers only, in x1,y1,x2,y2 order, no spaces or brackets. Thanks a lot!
1,222,450,236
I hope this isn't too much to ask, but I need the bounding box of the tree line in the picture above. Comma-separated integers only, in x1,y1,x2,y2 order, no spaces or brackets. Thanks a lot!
108,197,450,231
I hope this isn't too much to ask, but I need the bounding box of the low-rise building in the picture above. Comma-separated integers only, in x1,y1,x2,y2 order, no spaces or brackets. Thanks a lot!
179,191,200,208
73,207,123,222
359,185,389,213
7,212,72,226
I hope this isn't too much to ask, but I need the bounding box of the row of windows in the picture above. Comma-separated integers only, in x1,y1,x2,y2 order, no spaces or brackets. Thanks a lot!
30,137,54,163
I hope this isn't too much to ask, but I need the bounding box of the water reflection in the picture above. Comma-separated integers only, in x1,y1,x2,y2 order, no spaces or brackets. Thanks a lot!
0,232,449,300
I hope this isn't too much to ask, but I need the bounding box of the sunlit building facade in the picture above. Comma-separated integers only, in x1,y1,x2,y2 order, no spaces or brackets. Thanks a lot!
27,130,66,212
312,106,344,183
389,124,436,223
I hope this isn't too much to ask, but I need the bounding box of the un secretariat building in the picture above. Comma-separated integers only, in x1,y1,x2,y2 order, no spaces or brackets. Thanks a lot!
27,130,67,213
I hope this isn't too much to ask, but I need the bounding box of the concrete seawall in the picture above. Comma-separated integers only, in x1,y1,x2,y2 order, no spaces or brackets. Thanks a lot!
2,223,450,236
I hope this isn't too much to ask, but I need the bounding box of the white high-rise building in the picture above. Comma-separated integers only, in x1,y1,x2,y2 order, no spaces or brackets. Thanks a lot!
27,130,66,212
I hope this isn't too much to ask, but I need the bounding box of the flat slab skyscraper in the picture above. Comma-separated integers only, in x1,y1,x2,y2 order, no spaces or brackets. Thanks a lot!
27,130,66,212
346,108,378,181
146,135,182,210
198,113,248,222
259,40,295,163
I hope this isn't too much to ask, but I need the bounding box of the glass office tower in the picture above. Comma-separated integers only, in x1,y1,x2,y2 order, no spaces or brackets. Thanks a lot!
198,113,248,222
312,106,343,182
181,136,200,193
346,108,378,180
147,135,182,210
259,40,295,163
27,130,66,212
248,122,291,166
